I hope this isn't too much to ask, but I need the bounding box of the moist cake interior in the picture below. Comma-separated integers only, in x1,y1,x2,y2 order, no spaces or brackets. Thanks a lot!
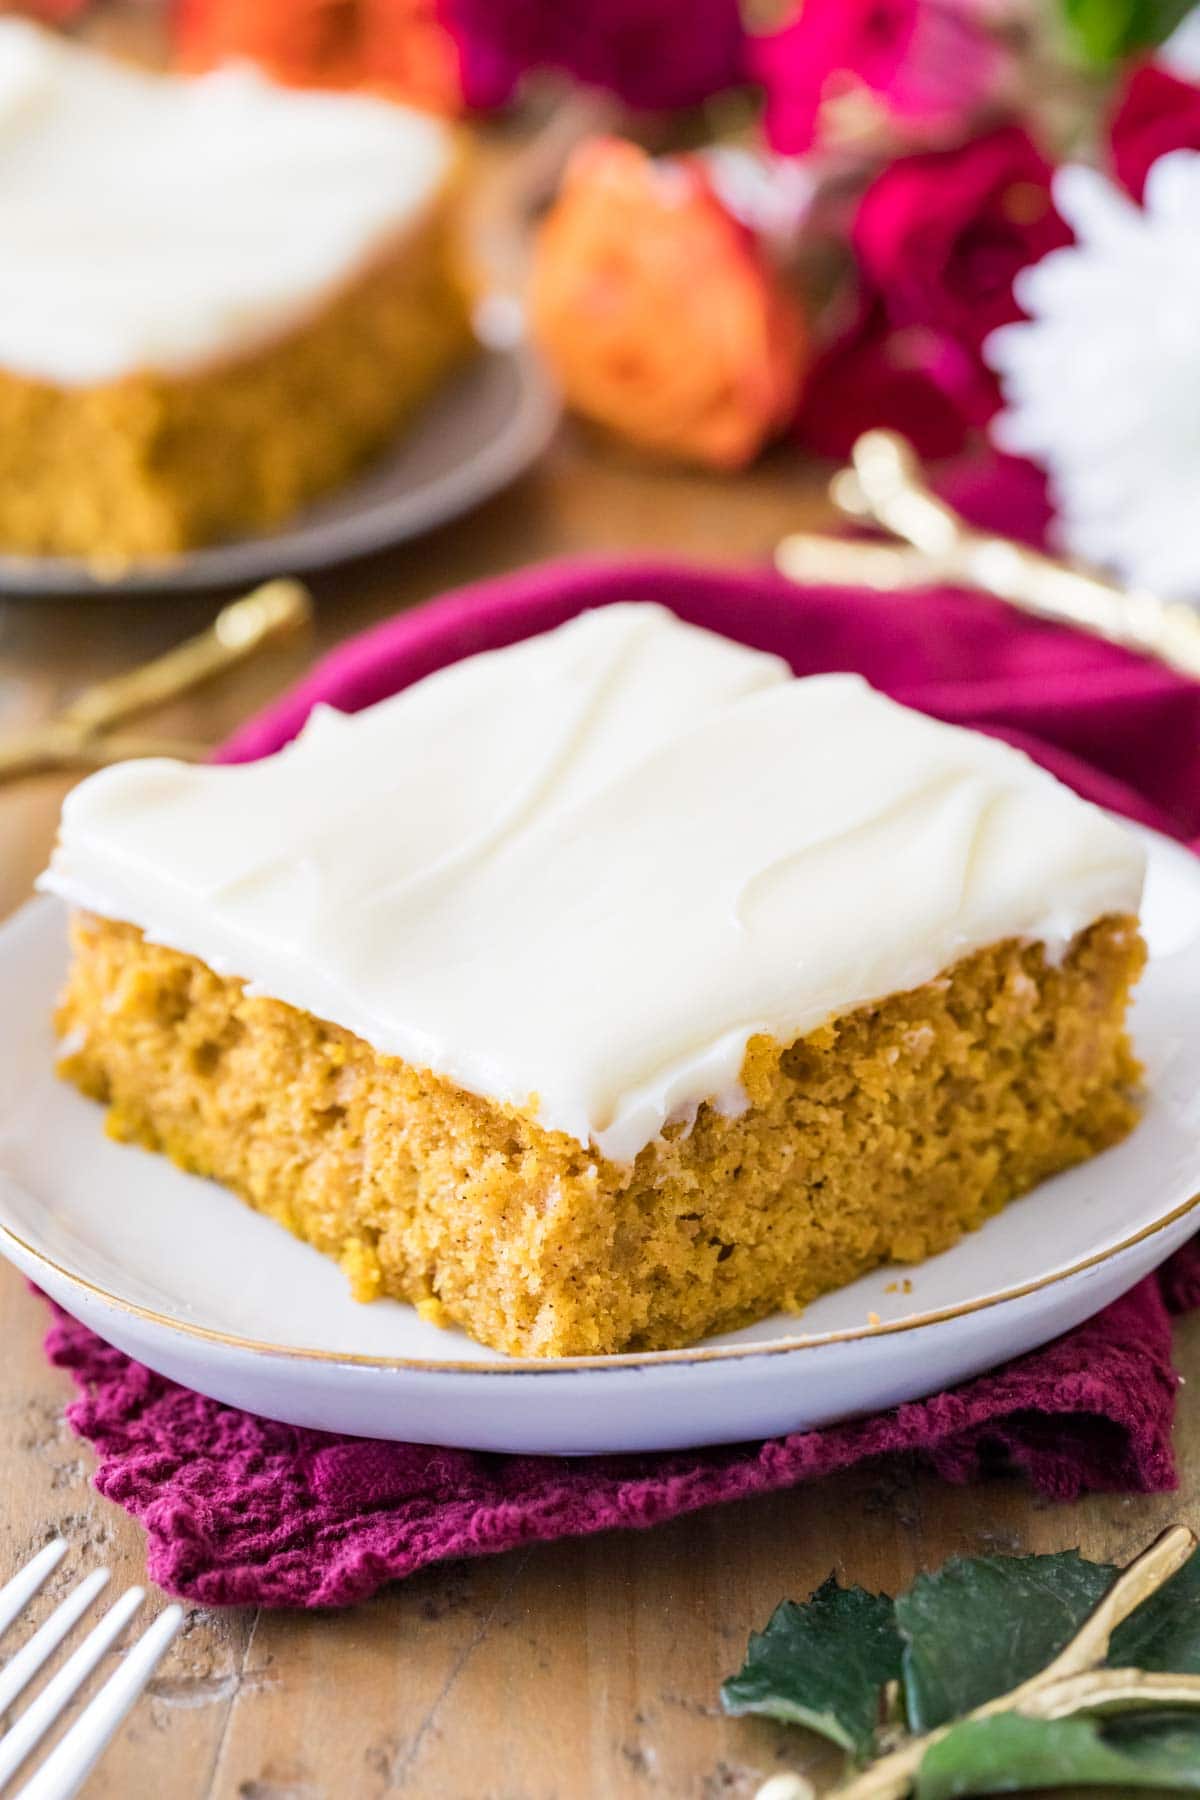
57,913,1143,1357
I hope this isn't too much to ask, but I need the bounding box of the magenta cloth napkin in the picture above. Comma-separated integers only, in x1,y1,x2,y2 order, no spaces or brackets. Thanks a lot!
40,517,1200,1609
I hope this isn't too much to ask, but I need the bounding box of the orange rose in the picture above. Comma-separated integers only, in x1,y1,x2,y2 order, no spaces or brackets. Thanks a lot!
529,138,807,471
174,0,464,117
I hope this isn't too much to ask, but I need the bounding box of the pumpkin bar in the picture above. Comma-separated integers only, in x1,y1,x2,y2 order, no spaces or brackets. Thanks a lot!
0,23,471,565
42,604,1146,1356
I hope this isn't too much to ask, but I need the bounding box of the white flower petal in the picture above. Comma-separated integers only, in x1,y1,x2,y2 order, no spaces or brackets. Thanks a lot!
1143,147,1200,218
989,154,1200,599
1051,164,1141,246
1163,9,1200,80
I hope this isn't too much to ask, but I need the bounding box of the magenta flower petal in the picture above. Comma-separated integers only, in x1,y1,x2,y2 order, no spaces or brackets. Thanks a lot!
447,0,747,111
852,124,1072,349
753,0,1005,155
797,301,999,460
1110,60,1200,202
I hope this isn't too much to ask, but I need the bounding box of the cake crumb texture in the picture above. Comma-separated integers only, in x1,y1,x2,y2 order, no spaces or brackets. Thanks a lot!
56,913,1145,1357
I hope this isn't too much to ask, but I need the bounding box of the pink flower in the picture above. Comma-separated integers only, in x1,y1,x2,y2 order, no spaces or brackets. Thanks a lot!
797,126,1069,462
1110,62,1200,202
445,0,746,112
796,300,998,460
752,0,1006,155
853,124,1070,351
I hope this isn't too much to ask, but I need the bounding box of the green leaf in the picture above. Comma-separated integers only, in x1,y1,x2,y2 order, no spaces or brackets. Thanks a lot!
720,1577,903,1760
915,1712,1200,1799
1061,0,1197,63
896,1552,1116,1732
1111,1546,1200,1673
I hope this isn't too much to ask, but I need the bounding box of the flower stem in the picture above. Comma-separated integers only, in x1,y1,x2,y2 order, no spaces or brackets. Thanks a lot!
832,1524,1198,1800
1023,1668,1200,1721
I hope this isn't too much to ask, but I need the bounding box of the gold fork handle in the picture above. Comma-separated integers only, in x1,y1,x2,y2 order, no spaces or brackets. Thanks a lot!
775,535,947,592
842,431,1200,682
59,577,313,736
0,730,209,786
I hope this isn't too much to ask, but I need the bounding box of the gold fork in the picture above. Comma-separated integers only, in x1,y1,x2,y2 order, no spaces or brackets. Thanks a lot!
776,430,1200,683
0,578,313,785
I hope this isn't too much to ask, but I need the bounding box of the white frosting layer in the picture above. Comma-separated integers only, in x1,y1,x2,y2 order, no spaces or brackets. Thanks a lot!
0,23,453,384
41,604,1145,1162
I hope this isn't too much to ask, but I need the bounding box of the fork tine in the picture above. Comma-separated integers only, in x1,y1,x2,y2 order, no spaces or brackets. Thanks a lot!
0,1546,67,1643
0,1571,110,1720
0,1589,144,1791
13,1604,183,1800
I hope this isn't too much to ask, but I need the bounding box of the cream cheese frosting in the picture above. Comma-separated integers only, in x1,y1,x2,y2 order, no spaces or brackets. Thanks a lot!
0,23,454,385
40,604,1146,1162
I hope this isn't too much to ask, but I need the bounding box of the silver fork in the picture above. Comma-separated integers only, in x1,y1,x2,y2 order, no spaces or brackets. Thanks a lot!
0,1538,183,1798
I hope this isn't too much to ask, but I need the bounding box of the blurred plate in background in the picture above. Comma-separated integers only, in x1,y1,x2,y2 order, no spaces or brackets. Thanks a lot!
0,340,559,599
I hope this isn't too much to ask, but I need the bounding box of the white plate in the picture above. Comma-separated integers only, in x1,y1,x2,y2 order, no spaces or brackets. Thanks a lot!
0,342,559,597
1,826,1198,1455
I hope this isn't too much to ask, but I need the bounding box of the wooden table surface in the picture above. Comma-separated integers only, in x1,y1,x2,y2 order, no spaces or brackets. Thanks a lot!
2,9,1198,1776
1,422,1198,1800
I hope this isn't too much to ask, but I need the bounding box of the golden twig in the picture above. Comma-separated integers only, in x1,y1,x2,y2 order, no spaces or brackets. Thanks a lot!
1007,1524,1197,1701
1023,1668,1200,1722
831,1525,1198,1800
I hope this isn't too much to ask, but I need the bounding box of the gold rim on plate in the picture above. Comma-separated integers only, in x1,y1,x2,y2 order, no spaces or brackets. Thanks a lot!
5,1185,1198,1377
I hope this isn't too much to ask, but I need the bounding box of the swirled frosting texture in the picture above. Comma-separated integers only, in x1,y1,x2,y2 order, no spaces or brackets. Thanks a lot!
41,604,1145,1160
0,23,452,384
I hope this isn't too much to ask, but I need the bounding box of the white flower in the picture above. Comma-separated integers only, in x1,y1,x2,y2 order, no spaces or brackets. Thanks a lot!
986,150,1200,599
1163,6,1200,79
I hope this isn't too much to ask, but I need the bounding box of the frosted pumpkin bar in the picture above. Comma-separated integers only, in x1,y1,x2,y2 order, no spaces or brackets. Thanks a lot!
0,23,471,564
41,604,1146,1356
